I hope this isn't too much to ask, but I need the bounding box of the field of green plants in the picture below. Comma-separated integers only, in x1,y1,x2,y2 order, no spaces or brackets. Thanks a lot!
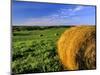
12,26,70,74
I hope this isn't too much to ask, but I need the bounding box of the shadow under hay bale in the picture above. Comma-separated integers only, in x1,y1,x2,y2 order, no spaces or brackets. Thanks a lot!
57,26,96,70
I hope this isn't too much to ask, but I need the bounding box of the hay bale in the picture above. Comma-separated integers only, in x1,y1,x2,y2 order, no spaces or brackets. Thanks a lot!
40,34,43,37
55,33,59,36
57,26,96,70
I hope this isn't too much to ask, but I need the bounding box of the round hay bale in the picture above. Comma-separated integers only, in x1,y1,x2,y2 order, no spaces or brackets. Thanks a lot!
57,26,96,70
40,34,43,37
55,33,59,36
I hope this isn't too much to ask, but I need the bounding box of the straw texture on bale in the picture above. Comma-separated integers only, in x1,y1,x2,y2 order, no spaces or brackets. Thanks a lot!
57,26,96,70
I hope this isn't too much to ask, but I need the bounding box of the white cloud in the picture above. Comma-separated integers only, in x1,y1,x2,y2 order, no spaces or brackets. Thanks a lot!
73,6,84,12
24,16,69,26
56,6,84,19
22,8,71,25
18,6,84,26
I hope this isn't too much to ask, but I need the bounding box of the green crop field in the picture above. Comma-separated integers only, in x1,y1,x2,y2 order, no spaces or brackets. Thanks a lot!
12,26,70,74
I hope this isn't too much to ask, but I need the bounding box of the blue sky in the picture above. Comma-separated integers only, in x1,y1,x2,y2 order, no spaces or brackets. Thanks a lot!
12,0,96,26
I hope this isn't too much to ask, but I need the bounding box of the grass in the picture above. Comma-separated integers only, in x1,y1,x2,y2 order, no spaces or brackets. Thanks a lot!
12,26,69,74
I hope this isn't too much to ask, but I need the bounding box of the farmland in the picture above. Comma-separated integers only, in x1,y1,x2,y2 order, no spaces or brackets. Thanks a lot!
12,26,70,74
